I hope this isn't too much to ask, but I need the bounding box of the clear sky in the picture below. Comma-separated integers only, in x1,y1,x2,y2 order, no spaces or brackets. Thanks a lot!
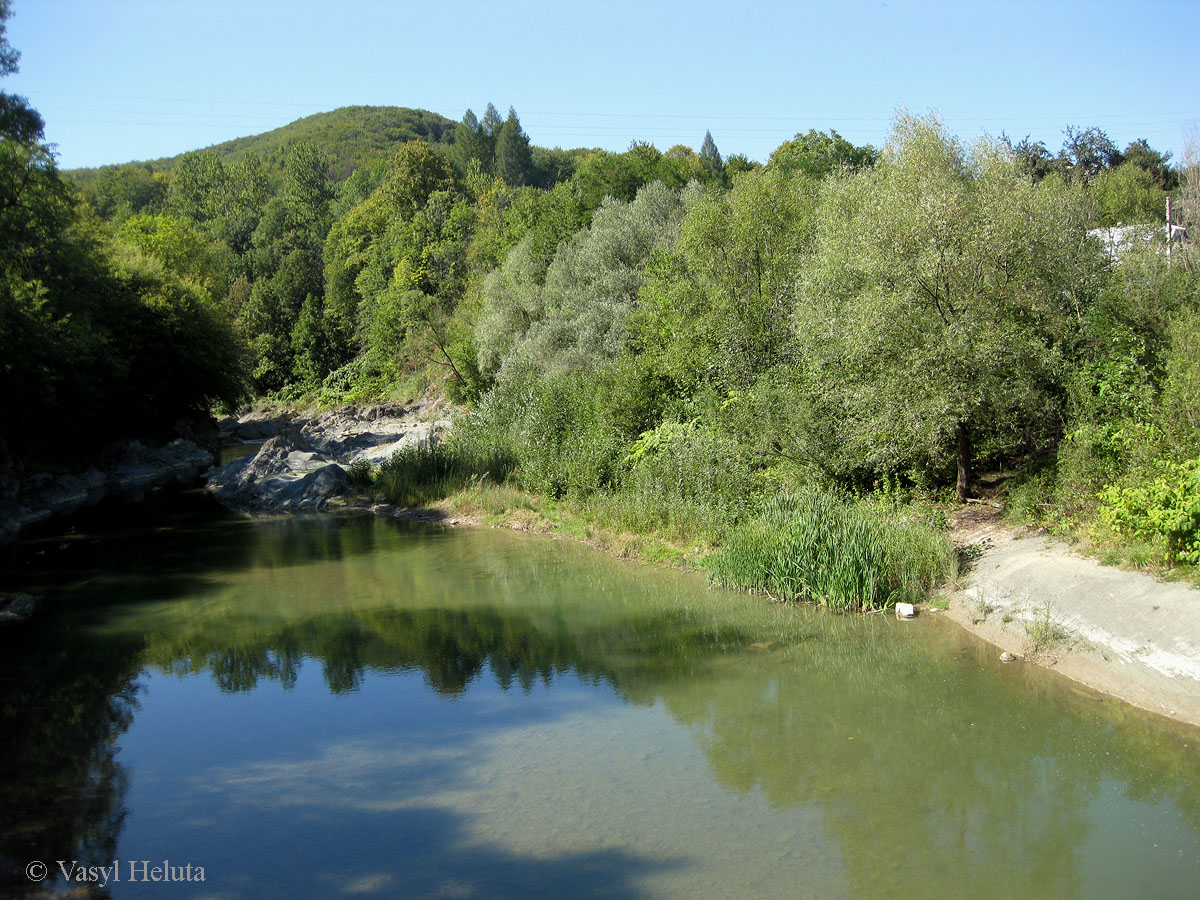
5,0,1198,171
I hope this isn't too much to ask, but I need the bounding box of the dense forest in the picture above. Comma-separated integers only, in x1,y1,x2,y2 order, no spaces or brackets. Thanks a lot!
3,0,1198,597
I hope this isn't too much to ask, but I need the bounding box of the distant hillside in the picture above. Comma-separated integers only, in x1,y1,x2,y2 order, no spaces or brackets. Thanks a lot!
67,105,458,184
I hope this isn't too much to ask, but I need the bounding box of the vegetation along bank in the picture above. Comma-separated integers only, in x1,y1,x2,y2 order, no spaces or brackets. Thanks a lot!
2,0,1198,712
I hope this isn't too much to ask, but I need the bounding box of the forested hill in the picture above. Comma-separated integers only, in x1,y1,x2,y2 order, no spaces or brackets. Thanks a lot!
4,0,1195,584
68,105,459,183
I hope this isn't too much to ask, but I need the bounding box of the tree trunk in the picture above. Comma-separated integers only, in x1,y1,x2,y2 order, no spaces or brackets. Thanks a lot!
956,421,971,503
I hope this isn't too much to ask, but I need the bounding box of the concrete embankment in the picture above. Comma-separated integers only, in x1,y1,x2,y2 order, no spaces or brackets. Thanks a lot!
941,510,1200,727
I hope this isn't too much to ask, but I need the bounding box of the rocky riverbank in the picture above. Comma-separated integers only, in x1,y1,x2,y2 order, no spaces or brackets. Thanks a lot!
208,400,451,511
0,438,216,547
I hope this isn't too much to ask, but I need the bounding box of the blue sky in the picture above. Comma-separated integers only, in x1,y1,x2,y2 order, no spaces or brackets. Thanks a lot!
6,0,1198,170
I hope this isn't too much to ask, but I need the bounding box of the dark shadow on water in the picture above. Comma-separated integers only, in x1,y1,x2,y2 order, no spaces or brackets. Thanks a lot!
2,491,455,608
0,615,142,899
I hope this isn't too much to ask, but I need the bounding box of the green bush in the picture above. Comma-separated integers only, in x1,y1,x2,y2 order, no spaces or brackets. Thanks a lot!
707,486,954,611
459,365,628,500
1098,458,1200,565
614,420,757,537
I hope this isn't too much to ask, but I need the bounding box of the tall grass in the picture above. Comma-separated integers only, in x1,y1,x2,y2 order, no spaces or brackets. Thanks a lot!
374,440,515,508
707,487,955,612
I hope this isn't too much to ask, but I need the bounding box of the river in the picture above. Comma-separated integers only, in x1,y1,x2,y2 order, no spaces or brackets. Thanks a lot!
1,490,1198,899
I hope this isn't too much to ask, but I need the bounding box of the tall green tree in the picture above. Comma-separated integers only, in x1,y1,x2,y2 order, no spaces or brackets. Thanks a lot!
699,130,723,184
452,108,488,171
494,107,532,187
92,164,166,221
281,142,334,243
792,115,1101,499
1121,138,1176,190
1060,125,1122,181
634,168,818,393
378,140,456,218
167,151,228,226
768,129,876,179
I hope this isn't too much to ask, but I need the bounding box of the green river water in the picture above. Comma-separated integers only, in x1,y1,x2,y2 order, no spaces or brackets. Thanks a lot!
1,491,1198,899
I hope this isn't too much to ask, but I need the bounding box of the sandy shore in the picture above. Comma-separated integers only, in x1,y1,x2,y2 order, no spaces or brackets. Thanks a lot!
938,507,1200,728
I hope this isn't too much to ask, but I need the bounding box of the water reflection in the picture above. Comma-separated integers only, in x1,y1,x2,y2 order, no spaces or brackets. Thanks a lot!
1,501,1198,899
0,619,142,899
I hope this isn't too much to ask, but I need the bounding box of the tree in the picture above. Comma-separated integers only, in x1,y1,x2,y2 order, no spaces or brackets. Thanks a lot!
114,213,227,290
481,103,504,142
494,107,532,187
478,181,685,378
793,115,1100,499
219,152,269,255
699,130,723,184
768,129,876,179
723,154,759,181
453,108,492,173
0,0,40,145
0,0,246,457
658,145,704,189
93,164,166,221
634,168,819,393
1122,138,1176,190
1001,134,1059,182
167,151,228,226
1089,162,1166,225
571,143,662,211
378,140,455,219
281,142,334,243
1060,125,1122,181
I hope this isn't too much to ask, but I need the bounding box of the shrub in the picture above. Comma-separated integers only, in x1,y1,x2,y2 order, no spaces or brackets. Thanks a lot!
1098,457,1200,565
614,420,757,537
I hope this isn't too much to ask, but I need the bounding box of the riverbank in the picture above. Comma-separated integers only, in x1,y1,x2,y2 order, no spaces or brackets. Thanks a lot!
361,485,1200,729
939,506,1200,727
344,481,710,570
0,438,216,548
49,401,1190,731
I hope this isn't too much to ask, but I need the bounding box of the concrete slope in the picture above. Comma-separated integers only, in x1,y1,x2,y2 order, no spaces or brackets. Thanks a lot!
942,518,1200,727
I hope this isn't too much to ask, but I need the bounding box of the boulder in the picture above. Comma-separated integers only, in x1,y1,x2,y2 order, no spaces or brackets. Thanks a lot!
208,428,351,511
110,439,214,498
298,404,449,466
0,438,216,547
0,593,40,624
230,409,296,441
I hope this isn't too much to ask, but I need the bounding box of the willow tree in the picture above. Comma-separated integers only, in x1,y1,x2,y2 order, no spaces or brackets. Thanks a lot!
794,115,1100,500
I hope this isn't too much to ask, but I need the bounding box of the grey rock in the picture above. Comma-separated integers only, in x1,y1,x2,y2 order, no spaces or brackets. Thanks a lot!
230,409,296,441
208,429,351,510
207,403,452,513
0,593,40,624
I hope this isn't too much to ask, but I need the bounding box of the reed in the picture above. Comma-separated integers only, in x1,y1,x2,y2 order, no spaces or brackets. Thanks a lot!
374,440,515,508
707,487,955,612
